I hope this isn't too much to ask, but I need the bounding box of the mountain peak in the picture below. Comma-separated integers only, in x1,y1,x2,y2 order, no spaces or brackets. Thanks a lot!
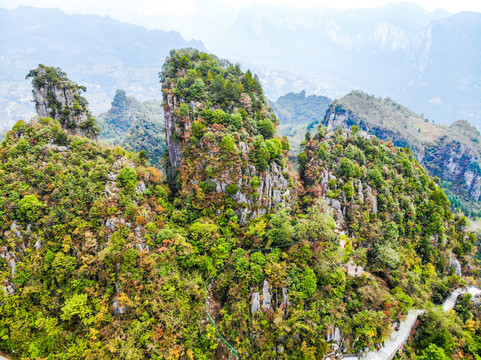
26,64,100,139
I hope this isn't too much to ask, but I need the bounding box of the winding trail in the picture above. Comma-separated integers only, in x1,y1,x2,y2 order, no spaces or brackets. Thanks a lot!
344,286,481,360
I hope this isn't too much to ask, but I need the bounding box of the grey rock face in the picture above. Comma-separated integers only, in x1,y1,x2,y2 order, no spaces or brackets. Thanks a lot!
112,299,128,315
113,157,135,170
251,292,261,314
10,221,22,239
262,280,272,310
8,259,16,276
133,243,150,253
135,181,147,194
281,288,290,308
164,94,184,183
44,144,69,152
449,258,462,277
105,217,118,230
30,66,95,138
3,284,15,296
0,246,17,276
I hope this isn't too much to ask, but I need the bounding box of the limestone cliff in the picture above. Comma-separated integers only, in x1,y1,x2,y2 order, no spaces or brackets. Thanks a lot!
26,64,99,139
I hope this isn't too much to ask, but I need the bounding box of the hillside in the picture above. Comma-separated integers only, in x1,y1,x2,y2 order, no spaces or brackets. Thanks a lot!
97,90,165,169
0,52,479,360
0,6,205,131
298,125,480,358
322,90,481,217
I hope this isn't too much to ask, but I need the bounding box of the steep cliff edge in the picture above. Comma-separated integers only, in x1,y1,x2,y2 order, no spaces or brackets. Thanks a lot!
160,48,296,222
26,64,100,139
322,91,481,216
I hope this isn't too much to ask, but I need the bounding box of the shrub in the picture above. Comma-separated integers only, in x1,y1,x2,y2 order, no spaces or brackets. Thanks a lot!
118,167,138,191
178,103,190,117
339,157,355,178
250,176,261,188
226,183,239,196
370,168,383,188
189,78,205,100
230,113,243,130
220,135,237,153
18,194,45,222
256,143,270,171
265,138,283,159
192,121,206,139
343,181,355,200
213,109,228,124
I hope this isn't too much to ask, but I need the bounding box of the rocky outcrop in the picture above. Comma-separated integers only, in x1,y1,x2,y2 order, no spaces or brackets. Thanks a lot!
424,133,481,202
163,94,184,184
112,298,128,315
262,280,272,310
26,65,99,139
449,258,462,277
251,281,290,315
323,104,422,159
251,291,261,314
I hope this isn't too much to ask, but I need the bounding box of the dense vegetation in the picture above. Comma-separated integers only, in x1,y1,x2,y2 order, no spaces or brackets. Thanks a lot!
0,118,243,359
98,89,165,169
0,50,479,360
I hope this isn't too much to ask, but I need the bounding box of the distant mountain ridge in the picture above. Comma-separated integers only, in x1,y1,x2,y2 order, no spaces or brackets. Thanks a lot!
269,91,332,155
211,3,481,126
97,89,165,169
0,6,205,131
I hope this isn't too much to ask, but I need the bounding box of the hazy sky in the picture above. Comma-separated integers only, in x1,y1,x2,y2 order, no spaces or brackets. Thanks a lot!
1,0,480,17
1,0,479,43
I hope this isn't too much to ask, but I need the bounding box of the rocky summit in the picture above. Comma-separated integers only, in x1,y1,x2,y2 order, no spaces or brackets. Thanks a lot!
26,64,100,139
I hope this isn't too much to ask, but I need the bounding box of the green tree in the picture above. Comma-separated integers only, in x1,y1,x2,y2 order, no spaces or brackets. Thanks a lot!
60,293,93,326
343,181,355,200
266,206,293,246
300,266,317,297
258,119,275,139
418,344,450,360
339,157,355,178
189,78,205,100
